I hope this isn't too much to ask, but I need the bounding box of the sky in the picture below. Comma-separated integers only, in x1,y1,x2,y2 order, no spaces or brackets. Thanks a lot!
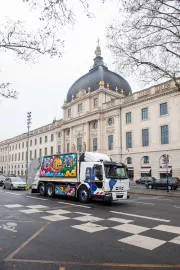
0,0,140,141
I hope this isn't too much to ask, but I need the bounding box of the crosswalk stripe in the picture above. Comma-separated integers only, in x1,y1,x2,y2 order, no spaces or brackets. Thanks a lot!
110,211,170,222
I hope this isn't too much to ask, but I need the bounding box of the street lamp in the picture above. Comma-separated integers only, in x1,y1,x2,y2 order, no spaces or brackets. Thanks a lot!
162,154,169,193
26,112,32,187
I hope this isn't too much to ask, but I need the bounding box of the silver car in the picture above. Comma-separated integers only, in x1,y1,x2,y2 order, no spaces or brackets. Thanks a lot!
3,177,27,190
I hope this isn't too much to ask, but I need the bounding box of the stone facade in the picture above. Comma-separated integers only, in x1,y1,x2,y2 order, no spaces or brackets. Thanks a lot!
0,78,179,181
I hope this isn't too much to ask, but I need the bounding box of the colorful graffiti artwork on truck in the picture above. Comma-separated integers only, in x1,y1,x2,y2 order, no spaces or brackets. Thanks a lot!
55,185,76,196
40,153,77,178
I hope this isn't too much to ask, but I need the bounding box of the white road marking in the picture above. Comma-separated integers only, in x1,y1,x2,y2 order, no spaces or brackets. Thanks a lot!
169,236,180,245
119,235,166,250
41,215,70,222
157,198,172,201
46,209,71,215
58,202,91,209
113,223,150,234
72,222,108,233
110,211,170,223
19,209,44,214
5,192,21,196
26,196,48,201
74,216,103,222
134,202,154,205
153,225,180,234
75,212,92,216
173,206,180,209
4,204,23,208
108,218,134,224
26,205,49,209
0,222,18,233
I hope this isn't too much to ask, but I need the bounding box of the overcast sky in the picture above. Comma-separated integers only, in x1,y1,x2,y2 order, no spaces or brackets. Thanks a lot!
0,0,140,141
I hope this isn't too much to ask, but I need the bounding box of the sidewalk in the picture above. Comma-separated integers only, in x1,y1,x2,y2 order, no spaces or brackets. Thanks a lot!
129,184,180,198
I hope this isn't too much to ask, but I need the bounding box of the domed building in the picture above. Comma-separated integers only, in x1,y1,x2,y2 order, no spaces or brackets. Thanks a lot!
66,42,132,103
0,43,179,182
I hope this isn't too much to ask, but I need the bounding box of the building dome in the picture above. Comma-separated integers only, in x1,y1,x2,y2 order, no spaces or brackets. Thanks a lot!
66,42,132,103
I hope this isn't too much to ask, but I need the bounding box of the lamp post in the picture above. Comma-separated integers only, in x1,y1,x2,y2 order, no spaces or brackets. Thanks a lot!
26,112,32,188
162,154,169,193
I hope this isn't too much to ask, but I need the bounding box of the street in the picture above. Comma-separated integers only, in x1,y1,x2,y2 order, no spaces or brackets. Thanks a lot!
0,189,180,270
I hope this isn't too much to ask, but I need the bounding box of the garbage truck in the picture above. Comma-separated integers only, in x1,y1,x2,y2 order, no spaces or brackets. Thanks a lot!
31,152,130,202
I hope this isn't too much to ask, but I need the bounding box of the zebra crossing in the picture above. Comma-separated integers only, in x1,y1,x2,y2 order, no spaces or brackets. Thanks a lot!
2,203,180,250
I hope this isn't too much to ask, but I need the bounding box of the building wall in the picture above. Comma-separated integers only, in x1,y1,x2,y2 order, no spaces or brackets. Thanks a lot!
0,79,180,180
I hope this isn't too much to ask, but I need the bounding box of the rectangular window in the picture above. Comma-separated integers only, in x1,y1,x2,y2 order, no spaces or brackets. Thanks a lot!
19,143,21,149
18,153,20,161
51,146,53,155
45,148,47,156
161,125,169,144
126,112,132,124
78,103,82,113
39,149,42,157
126,132,132,148
94,98,98,108
93,138,98,151
15,153,17,161
9,155,11,162
35,139,37,145
40,137,42,144
58,145,61,154
67,143,70,153
30,151,32,159
142,129,149,147
15,144,17,150
22,142,24,148
34,150,37,159
45,136,47,143
22,152,24,161
68,109,71,117
108,135,113,150
12,145,14,151
142,108,148,120
26,141,28,147
160,102,168,116
77,137,82,152
51,134,54,142
30,140,32,146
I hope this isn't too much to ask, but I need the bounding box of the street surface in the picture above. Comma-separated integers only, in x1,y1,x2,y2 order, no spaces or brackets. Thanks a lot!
0,188,180,270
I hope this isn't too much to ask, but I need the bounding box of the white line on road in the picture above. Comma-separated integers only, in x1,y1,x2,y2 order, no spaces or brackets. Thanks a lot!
58,202,91,208
110,211,170,222
134,202,154,205
173,206,180,209
26,196,48,201
157,198,172,201
5,192,21,196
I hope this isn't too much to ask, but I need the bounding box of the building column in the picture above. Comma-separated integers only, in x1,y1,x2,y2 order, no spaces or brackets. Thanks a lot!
98,119,101,152
86,122,90,151
61,129,65,153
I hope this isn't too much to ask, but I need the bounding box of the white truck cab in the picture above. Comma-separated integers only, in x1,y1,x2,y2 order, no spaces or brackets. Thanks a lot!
31,152,130,202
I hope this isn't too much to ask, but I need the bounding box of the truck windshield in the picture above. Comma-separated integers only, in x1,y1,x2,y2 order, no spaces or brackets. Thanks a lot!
104,165,128,179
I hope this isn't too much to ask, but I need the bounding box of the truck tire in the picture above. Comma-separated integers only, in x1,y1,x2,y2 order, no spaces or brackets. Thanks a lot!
39,182,46,196
78,186,90,203
47,183,54,198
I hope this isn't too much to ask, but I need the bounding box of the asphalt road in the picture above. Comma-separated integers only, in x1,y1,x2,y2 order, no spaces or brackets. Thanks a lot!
0,189,180,270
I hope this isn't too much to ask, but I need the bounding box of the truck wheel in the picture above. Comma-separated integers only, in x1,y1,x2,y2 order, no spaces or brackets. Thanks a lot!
78,186,90,203
168,185,172,190
39,183,46,196
47,183,54,198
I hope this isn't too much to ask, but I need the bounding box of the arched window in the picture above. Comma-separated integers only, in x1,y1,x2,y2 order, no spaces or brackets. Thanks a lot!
126,157,132,165
142,156,149,164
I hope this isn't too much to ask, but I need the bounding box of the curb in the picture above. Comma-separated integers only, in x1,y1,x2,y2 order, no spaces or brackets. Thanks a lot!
129,191,180,198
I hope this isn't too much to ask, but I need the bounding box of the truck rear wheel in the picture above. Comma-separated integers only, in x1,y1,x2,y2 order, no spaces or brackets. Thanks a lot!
39,183,46,196
78,186,90,203
47,183,54,198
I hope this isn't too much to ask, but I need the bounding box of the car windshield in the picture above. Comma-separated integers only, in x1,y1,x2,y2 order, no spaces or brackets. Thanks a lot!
104,165,128,179
11,178,25,182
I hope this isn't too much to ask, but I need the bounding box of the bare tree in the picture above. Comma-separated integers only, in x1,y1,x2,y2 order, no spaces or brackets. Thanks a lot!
107,0,180,90
1,0,105,100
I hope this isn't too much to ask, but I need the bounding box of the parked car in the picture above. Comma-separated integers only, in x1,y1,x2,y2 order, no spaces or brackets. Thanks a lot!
3,177,27,190
0,175,5,186
136,177,156,185
145,178,180,190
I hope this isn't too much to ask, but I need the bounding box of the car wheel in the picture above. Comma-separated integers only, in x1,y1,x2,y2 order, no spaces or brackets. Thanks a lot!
173,187,177,190
148,184,153,189
10,185,13,190
168,185,172,190
78,186,90,203
39,183,46,196
47,183,54,198
3,184,6,189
